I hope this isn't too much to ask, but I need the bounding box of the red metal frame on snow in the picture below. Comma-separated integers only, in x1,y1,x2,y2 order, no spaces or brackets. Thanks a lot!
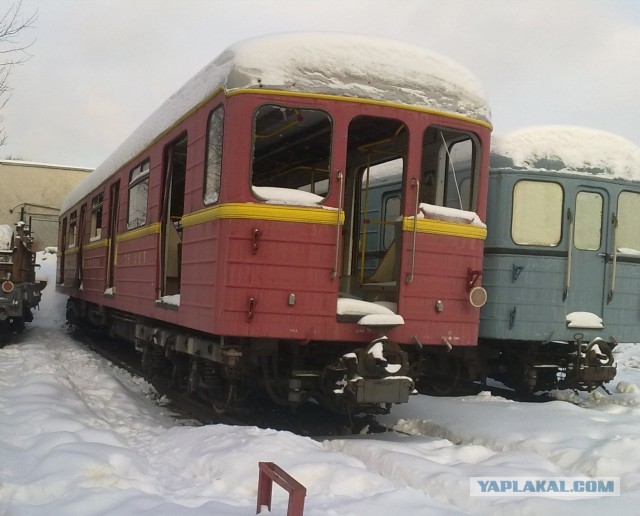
256,462,306,516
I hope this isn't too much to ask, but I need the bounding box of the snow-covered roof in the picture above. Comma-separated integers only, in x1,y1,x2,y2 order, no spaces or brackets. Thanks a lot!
491,126,640,182
62,32,490,213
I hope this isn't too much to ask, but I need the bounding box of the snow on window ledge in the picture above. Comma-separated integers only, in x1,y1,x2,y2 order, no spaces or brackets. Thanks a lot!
357,313,405,327
157,294,181,306
252,186,324,206
337,297,396,316
418,203,486,228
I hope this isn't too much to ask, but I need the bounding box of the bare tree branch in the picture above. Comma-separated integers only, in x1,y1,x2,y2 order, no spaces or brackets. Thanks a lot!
0,1,38,147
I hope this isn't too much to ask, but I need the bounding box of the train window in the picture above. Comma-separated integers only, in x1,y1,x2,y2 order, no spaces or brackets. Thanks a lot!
617,191,640,253
204,105,224,204
251,105,331,204
90,193,103,240
574,192,603,251
68,211,77,248
382,195,401,250
445,139,473,210
512,180,563,246
421,127,479,211
127,160,150,230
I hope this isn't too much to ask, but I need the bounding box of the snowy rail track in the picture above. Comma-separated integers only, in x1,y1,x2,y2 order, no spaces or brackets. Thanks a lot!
4,253,640,514
3,323,640,515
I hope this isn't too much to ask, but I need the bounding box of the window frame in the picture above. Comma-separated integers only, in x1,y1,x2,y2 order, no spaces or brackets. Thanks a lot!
68,210,78,248
616,190,640,253
127,159,150,230
381,192,401,251
90,192,104,241
204,104,225,205
421,126,481,212
250,103,333,204
574,190,604,251
511,179,564,247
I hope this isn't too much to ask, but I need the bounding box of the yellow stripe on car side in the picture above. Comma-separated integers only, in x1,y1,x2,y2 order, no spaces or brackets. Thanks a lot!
401,217,487,240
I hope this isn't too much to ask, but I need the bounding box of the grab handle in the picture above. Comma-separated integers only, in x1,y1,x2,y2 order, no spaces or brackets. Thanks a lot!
331,170,344,280
405,178,420,285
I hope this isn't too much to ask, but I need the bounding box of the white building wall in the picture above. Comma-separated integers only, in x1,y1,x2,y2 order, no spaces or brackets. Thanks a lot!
0,160,92,250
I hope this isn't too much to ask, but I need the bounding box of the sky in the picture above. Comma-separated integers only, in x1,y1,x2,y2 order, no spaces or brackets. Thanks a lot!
1,0,639,168
2,252,640,514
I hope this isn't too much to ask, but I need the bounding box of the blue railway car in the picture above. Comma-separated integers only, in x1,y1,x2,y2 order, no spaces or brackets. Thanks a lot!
480,126,640,391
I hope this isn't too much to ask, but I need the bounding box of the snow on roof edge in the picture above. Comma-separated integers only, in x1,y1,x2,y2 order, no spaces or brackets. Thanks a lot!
61,32,491,213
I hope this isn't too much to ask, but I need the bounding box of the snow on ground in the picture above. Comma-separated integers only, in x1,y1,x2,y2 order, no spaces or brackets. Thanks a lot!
2,253,640,514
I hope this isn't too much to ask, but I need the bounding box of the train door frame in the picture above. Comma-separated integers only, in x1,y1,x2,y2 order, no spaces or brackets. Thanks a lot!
160,134,188,298
58,216,67,286
565,185,610,319
106,181,120,291
76,204,86,288
340,115,408,307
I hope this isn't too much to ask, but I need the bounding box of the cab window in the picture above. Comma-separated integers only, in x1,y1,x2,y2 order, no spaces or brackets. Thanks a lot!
421,127,480,211
512,180,563,246
251,105,331,204
204,105,224,204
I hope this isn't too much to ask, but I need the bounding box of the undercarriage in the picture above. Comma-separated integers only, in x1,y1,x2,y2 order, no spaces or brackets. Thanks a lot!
67,298,415,415
481,335,617,393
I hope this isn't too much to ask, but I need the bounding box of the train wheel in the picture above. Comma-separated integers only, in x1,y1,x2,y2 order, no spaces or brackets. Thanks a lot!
186,357,240,412
141,344,152,374
10,317,25,334
141,343,166,376
212,381,237,414
169,356,188,389
186,357,200,395
427,352,461,395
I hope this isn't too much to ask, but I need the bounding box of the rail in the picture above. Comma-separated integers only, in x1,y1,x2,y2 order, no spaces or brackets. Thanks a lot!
256,462,306,516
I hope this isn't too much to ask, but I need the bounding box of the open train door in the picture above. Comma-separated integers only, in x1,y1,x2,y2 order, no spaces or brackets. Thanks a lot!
160,135,187,298
339,116,408,310
75,205,86,288
106,181,119,292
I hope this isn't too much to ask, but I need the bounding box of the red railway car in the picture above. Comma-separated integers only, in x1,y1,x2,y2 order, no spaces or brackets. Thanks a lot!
58,33,492,414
